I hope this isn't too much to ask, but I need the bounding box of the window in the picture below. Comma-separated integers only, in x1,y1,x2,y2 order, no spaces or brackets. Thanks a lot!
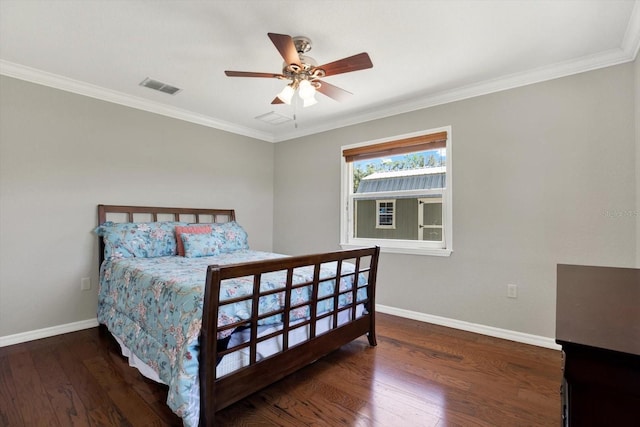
340,127,452,256
376,200,396,228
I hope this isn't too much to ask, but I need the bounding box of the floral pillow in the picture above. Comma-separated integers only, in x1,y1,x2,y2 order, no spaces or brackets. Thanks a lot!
181,232,223,258
210,221,249,253
175,224,212,256
94,221,186,260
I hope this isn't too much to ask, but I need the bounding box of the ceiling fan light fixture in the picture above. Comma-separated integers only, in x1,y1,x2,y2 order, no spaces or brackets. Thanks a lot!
298,79,316,100
303,96,318,107
277,84,295,104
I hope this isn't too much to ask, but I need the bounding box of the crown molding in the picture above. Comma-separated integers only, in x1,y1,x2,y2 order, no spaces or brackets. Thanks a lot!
622,0,640,59
274,47,639,142
2,3,639,146
0,60,276,143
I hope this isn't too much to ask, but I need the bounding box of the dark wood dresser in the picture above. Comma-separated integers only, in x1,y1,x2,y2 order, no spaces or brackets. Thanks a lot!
556,264,640,426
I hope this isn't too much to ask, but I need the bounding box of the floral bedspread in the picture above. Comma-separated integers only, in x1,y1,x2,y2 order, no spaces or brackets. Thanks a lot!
97,249,366,426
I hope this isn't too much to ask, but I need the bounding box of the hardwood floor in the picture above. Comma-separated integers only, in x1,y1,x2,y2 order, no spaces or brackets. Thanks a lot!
0,313,562,426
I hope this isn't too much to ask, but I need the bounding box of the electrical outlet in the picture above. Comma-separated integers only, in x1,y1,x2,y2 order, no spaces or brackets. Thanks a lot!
80,277,91,291
507,284,517,299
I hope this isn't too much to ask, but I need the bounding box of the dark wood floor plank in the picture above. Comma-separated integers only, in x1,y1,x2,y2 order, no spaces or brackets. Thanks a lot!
53,333,133,427
214,396,303,427
30,345,92,426
82,355,169,427
91,331,180,424
253,369,369,426
317,375,443,426
0,313,561,426
376,315,561,424
0,354,25,426
6,350,60,426
313,346,447,423
374,336,475,394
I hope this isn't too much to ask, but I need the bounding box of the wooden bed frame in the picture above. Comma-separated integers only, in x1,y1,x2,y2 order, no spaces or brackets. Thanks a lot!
97,205,380,426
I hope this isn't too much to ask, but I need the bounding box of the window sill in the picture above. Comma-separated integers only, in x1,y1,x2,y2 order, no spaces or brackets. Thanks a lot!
340,242,452,257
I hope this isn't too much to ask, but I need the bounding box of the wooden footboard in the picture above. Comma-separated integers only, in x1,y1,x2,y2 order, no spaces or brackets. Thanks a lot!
199,246,380,426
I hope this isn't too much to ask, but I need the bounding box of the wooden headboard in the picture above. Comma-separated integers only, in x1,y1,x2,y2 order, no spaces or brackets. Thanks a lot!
97,204,236,265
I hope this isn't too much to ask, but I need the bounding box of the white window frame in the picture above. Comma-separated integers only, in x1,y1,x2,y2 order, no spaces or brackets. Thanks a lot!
376,199,396,229
340,126,453,256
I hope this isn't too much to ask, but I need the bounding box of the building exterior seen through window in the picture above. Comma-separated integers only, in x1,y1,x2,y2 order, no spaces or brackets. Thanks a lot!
341,128,452,256
354,152,445,241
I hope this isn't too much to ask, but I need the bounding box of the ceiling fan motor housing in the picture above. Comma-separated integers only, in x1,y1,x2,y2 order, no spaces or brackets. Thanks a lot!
292,36,312,54
281,37,320,79
282,54,322,80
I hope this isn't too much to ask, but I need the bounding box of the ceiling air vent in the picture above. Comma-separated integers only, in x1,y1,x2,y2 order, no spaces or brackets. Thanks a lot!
255,111,293,125
139,77,181,95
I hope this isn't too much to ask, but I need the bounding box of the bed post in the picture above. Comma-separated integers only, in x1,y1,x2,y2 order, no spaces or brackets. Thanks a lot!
97,205,107,266
367,246,380,346
199,265,221,427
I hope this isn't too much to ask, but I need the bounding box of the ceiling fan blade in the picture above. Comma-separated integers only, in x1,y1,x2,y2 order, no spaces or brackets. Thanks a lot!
225,70,285,78
316,52,373,77
271,97,284,105
316,81,353,102
268,33,301,67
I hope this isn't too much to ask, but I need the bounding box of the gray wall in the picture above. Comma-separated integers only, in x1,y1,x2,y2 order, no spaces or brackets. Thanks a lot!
0,76,274,337
1,60,636,342
636,57,640,268
274,62,637,339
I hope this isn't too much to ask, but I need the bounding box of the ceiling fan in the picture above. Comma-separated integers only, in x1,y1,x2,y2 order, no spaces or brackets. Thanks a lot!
225,33,373,107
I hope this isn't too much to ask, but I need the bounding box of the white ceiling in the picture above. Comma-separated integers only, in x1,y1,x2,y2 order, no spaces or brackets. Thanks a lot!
1,1,639,142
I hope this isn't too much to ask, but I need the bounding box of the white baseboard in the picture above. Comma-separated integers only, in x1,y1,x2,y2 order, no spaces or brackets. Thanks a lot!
376,304,561,350
0,318,99,348
1,308,560,351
